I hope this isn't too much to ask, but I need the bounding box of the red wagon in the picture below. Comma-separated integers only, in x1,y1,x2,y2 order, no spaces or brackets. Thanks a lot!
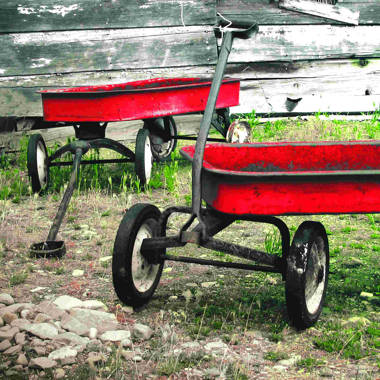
111,21,380,329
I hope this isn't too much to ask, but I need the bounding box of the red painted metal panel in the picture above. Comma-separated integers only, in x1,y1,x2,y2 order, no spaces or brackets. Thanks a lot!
40,78,240,122
181,141,380,215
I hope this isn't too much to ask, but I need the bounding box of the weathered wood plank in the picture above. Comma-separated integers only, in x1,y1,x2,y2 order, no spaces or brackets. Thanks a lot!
279,0,359,25
0,0,216,33
226,25,380,62
217,0,380,25
1,59,380,117
0,26,217,77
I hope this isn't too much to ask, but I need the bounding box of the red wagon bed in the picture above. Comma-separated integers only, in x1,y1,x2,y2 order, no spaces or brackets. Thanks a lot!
40,77,240,122
181,140,380,215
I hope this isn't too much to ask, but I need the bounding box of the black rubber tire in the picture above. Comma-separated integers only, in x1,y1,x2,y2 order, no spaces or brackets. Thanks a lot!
135,128,153,186
27,134,49,193
285,221,329,329
150,116,177,162
112,203,164,307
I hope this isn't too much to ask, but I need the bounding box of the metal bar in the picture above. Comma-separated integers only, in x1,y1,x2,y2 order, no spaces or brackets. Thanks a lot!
163,254,281,273
141,235,185,252
201,237,282,267
192,31,234,218
46,148,83,241
50,158,134,167
173,136,225,142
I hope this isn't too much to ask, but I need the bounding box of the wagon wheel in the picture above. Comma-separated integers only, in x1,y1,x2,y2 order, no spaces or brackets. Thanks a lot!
27,134,49,193
135,128,153,186
285,221,329,329
149,116,177,162
112,203,165,307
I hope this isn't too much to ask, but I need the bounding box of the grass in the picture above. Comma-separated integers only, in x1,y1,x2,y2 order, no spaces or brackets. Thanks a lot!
0,112,379,377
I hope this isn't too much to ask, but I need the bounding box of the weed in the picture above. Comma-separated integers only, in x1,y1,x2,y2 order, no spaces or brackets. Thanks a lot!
156,351,208,376
264,228,282,257
264,351,289,362
296,356,325,370
9,271,28,286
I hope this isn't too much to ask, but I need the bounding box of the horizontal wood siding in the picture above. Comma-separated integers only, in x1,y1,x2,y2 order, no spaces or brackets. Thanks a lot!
1,0,380,120
217,0,380,25
0,0,216,32
0,26,216,77
2,59,379,116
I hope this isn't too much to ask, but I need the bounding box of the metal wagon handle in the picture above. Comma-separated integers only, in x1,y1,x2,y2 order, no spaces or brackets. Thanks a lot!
189,19,259,239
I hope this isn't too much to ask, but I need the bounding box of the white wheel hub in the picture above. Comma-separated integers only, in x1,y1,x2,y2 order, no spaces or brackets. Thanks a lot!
131,223,160,292
144,136,153,183
305,240,326,314
36,141,47,187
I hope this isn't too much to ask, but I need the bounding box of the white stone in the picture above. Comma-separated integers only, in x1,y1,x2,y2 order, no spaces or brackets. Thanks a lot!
81,300,107,311
133,324,153,340
100,330,131,342
204,340,228,353
54,296,83,311
88,328,97,339
29,357,57,369
72,269,84,277
201,281,217,288
24,323,59,339
53,332,90,346
0,294,14,306
181,341,201,349
49,346,78,361
99,256,112,263
30,287,47,293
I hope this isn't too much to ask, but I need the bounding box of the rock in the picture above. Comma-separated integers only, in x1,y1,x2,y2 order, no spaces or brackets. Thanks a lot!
16,353,28,366
319,367,334,377
121,338,132,347
0,326,19,341
4,344,22,355
30,287,47,293
54,368,65,379
88,327,98,339
0,339,11,351
2,312,17,324
133,323,153,340
68,308,118,334
99,256,112,263
54,295,83,311
122,306,133,314
343,316,371,327
0,317,3,327
100,330,131,342
15,332,26,345
81,300,107,311
34,313,52,323
204,367,221,377
0,294,14,306
360,292,374,300
10,319,31,330
277,355,301,367
36,301,66,320
0,303,34,316
72,269,84,277
24,323,59,339
182,289,193,302
121,350,135,361
32,346,46,356
60,314,90,337
133,355,143,362
201,281,217,288
29,357,57,369
204,340,228,354
49,346,78,361
60,356,76,365
53,331,90,347
168,296,178,301
20,310,31,319
181,341,200,349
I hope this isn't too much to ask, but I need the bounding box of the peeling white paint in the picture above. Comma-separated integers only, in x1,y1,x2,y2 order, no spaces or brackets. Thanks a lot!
17,4,81,17
30,58,52,69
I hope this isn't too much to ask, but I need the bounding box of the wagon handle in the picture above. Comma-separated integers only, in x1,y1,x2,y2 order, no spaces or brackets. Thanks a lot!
189,22,258,241
217,16,259,40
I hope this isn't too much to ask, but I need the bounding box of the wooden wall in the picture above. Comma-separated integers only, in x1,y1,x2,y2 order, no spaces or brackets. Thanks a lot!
0,0,379,125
